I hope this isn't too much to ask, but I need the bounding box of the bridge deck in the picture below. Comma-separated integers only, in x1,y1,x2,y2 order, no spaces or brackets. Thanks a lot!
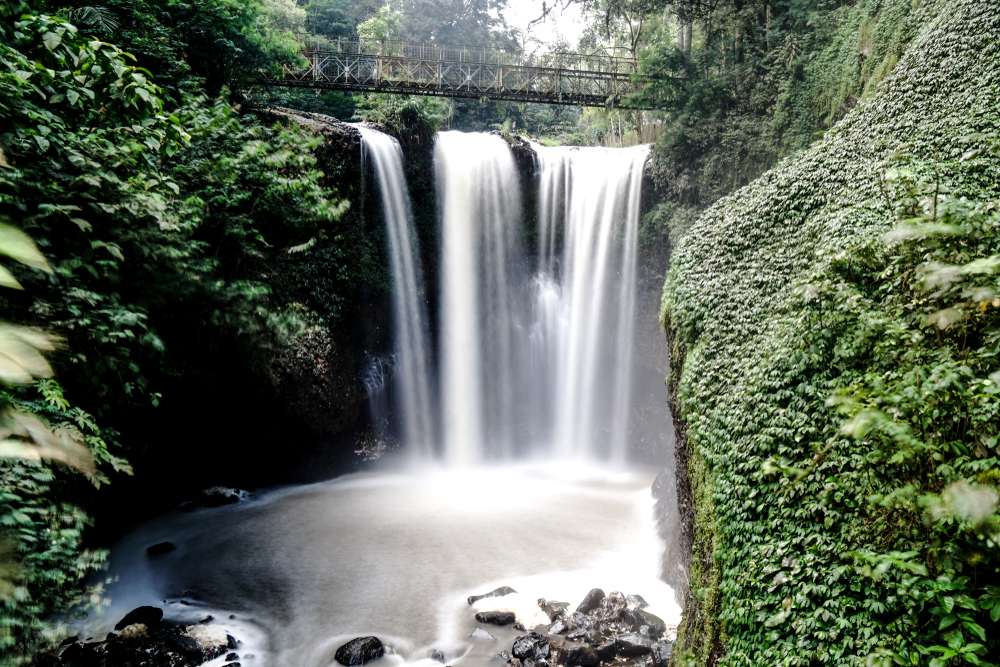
267,39,655,109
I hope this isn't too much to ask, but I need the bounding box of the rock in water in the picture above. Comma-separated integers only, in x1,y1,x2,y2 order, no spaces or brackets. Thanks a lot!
625,594,648,611
334,636,385,666
145,541,176,557
114,606,163,631
558,645,600,667
467,586,517,605
511,632,550,662
613,633,655,657
575,588,605,614
474,611,516,626
632,609,667,637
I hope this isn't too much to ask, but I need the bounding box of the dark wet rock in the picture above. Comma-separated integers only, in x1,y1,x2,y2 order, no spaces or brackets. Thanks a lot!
197,615,214,624
55,642,101,666
651,641,672,666
538,598,569,620
227,634,239,649
429,648,446,662
625,594,648,611
511,632,550,662
612,634,655,657
475,611,516,626
630,609,667,637
225,652,239,661
166,632,203,657
575,588,605,614
114,606,163,631
468,586,517,605
603,591,627,615
146,541,176,557
334,636,385,666
547,619,568,635
181,487,250,511
51,621,231,667
512,622,526,631
556,645,599,667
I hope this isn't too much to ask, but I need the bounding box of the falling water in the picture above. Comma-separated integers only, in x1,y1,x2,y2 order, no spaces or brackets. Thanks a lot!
435,131,525,466
538,144,649,462
358,126,436,457
433,133,649,463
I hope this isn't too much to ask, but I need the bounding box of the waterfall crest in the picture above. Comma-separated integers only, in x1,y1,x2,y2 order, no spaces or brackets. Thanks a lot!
358,126,436,458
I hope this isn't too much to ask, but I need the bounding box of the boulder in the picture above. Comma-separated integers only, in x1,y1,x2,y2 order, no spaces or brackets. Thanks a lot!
538,598,569,620
145,541,176,557
334,636,385,666
114,606,163,631
575,588,605,614
475,611,516,626
557,645,599,667
467,586,517,605
625,594,648,611
612,633,655,658
511,632,550,662
651,641,673,666
631,609,666,638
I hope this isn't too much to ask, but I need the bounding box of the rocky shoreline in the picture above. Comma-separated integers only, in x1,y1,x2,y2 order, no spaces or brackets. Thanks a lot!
330,584,674,666
34,606,245,667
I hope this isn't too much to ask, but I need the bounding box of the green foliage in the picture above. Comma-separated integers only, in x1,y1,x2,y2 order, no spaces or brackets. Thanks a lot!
640,0,927,234
0,2,352,661
662,2,1000,664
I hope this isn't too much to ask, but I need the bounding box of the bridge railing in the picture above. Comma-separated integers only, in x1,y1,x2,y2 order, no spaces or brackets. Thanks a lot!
300,37,638,76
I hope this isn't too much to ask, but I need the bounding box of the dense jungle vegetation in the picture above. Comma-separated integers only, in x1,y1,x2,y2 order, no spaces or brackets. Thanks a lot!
0,0,997,664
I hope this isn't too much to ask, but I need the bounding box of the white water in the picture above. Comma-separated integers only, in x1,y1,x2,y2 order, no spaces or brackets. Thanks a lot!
359,127,436,457
537,144,648,462
434,134,650,463
435,132,524,466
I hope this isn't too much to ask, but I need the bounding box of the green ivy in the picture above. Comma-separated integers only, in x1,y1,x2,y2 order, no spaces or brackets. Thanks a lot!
662,2,1000,665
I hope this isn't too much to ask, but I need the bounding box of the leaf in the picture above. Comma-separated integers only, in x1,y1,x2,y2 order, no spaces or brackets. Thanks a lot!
764,610,790,627
0,325,58,385
0,265,23,290
0,410,95,475
42,31,61,51
0,224,50,272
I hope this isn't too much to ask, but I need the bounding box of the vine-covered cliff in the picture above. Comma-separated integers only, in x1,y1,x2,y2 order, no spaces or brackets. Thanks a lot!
661,1,1000,664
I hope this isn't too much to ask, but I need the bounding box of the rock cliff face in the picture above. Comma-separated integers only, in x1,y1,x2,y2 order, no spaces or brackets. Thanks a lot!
660,2,999,664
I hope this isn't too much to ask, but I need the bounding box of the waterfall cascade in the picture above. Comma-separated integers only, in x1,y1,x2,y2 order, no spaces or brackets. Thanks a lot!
432,132,650,464
357,126,436,458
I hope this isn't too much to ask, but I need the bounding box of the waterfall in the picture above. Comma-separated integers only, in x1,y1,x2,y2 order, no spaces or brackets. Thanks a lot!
435,131,525,466
536,144,649,462
357,126,436,458
432,132,649,464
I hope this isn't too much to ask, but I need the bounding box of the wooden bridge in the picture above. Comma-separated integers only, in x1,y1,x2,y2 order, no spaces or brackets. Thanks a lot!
267,39,655,109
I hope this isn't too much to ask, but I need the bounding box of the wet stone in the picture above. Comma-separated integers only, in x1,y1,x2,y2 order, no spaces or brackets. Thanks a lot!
625,594,648,611
145,541,176,557
468,586,517,605
575,588,605,614
511,632,550,662
114,606,163,631
475,611,516,626
334,636,385,666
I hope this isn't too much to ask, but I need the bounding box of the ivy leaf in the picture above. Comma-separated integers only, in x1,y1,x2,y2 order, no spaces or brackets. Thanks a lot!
42,31,61,51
